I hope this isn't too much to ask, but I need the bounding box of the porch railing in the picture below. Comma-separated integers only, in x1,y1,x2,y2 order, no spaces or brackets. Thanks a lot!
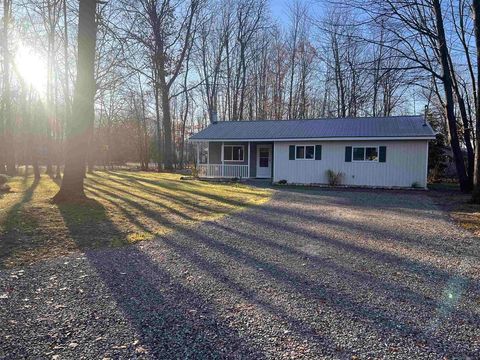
197,164,249,178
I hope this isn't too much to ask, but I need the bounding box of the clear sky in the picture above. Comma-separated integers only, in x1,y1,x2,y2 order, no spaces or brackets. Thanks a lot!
268,0,325,29
269,0,290,21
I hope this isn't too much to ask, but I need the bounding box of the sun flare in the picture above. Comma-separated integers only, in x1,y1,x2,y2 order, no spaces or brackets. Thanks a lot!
14,44,48,96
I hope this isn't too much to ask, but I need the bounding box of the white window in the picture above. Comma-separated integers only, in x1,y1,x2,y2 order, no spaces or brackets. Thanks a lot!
223,145,244,161
295,145,315,160
352,146,378,162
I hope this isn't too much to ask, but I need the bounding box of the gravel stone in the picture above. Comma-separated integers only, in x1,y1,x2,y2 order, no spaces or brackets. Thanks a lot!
1,188,479,359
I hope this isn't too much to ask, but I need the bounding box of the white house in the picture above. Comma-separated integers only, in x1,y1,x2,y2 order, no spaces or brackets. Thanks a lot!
189,115,436,188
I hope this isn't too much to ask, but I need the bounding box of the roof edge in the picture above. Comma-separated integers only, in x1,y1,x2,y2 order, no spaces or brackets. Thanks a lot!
189,136,436,142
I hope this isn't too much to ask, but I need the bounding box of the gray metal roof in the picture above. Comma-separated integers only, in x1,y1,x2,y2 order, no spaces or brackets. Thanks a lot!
189,115,436,141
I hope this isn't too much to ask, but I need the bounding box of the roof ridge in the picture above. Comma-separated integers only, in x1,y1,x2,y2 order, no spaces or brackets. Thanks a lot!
214,115,424,123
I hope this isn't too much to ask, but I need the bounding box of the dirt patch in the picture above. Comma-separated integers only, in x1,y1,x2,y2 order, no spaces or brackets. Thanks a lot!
427,184,480,237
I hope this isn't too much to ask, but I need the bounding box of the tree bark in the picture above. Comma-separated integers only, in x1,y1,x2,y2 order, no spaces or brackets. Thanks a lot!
432,0,470,192
472,0,480,200
153,70,162,171
447,52,474,187
53,0,98,202
56,0,70,180
3,0,15,176
159,73,173,170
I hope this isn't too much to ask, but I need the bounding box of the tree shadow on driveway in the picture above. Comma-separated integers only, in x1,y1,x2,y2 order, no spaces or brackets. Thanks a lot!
56,199,265,359
53,186,480,358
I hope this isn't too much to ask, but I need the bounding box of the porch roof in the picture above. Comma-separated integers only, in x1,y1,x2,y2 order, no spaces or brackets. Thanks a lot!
189,115,436,141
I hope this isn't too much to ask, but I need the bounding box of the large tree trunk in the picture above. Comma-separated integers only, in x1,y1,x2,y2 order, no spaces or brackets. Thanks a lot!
161,85,173,170
472,0,480,200
3,0,15,176
56,0,70,181
53,0,97,202
153,74,162,171
86,123,95,173
432,0,470,192
455,91,474,187
157,51,173,169
449,51,475,187
45,19,55,177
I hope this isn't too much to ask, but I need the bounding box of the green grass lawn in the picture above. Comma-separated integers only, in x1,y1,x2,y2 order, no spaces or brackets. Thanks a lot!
0,171,272,268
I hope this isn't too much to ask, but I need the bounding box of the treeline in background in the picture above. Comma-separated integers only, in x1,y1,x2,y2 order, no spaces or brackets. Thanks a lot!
1,0,480,193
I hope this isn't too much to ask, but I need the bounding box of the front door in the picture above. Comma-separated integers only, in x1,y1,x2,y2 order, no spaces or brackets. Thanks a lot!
256,145,272,178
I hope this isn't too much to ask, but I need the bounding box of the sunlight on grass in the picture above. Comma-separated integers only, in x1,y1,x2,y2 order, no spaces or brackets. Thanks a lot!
0,171,272,268
451,204,480,237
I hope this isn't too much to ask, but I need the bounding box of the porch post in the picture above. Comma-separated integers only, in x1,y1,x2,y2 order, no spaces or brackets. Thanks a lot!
196,142,200,167
207,142,210,176
247,142,250,178
221,142,224,177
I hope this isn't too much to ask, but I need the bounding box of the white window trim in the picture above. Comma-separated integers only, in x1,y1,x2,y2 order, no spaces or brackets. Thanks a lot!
295,145,316,160
222,144,245,162
352,146,379,162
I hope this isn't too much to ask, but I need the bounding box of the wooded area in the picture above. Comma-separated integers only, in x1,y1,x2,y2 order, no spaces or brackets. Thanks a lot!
2,0,480,199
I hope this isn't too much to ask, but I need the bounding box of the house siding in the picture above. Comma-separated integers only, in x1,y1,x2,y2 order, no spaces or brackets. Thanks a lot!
273,140,429,188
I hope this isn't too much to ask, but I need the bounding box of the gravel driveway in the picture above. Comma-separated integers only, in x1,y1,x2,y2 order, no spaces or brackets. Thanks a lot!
1,187,479,359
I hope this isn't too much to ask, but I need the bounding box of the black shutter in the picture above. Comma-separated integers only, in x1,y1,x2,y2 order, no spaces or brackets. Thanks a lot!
289,145,295,160
379,146,386,162
345,146,352,162
315,145,322,160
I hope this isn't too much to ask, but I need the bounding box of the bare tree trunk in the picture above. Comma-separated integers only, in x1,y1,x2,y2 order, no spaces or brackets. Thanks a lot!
287,4,300,120
63,0,70,110
159,73,173,170
179,91,190,169
3,0,15,176
332,36,346,118
45,1,57,176
56,0,70,180
371,26,385,117
53,0,98,202
433,0,469,192
86,122,95,173
226,39,232,120
450,76,474,186
153,72,162,171
138,80,149,170
472,0,480,200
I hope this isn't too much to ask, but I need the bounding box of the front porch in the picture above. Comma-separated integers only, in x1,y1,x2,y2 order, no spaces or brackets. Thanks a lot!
195,141,273,179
